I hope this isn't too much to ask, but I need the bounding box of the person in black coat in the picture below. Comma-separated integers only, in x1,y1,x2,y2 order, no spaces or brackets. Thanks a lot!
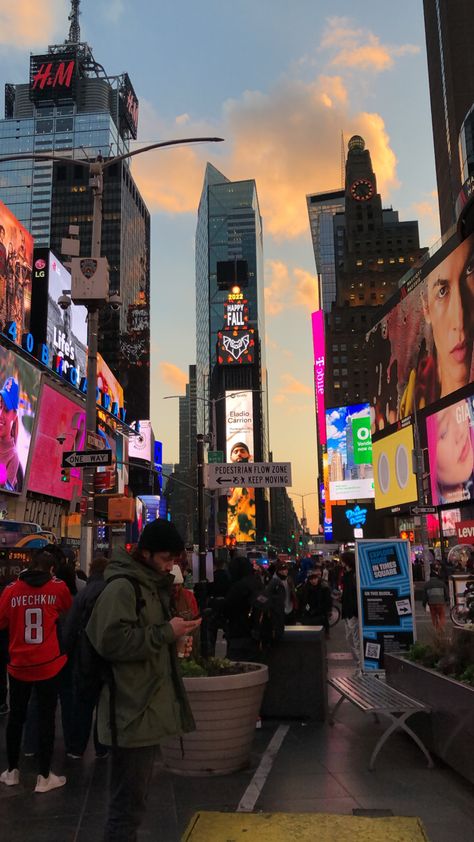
298,569,332,635
224,554,262,662
340,551,361,671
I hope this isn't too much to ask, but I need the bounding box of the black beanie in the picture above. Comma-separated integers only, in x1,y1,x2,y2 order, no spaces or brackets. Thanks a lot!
138,519,185,554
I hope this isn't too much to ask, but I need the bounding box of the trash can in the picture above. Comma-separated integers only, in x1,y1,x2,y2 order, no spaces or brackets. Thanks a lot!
260,625,327,720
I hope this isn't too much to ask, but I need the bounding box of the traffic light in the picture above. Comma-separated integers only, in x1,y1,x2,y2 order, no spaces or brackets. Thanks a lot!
262,536,267,544
291,532,295,540
61,468,70,483
299,539,303,547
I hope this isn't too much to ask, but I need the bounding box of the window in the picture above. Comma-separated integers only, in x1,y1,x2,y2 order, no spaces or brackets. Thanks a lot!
55,117,73,133
35,119,53,134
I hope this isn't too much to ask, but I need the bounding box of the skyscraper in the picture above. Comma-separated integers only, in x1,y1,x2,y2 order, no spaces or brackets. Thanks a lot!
195,163,270,542
306,188,345,312
0,1,150,418
423,0,474,236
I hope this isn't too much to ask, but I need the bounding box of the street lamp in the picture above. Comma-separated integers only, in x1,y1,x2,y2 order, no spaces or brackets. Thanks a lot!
288,491,319,535
0,136,223,572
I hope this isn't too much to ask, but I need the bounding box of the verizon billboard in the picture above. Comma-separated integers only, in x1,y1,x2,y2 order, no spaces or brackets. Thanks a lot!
455,521,474,545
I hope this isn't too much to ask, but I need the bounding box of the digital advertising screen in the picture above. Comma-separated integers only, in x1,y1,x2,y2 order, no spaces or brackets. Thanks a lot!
97,353,124,409
0,344,41,494
356,539,415,670
426,394,474,507
325,403,374,502
129,420,153,463
27,381,85,501
372,424,418,510
217,328,255,365
366,233,474,433
331,503,379,542
312,310,326,447
0,199,33,339
95,421,126,496
225,390,256,543
32,249,88,382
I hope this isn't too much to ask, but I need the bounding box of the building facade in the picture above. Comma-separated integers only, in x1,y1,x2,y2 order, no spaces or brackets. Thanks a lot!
0,5,150,418
423,0,474,236
195,163,270,543
306,188,345,312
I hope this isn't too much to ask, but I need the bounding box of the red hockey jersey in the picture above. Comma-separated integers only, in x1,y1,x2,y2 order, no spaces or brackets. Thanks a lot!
0,569,72,681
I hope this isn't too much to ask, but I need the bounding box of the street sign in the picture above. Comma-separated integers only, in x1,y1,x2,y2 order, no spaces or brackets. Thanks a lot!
410,505,437,515
208,451,224,463
204,462,292,490
62,450,112,468
86,431,105,451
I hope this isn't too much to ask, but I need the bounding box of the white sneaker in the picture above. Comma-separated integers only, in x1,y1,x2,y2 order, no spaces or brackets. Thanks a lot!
34,772,66,793
0,768,20,786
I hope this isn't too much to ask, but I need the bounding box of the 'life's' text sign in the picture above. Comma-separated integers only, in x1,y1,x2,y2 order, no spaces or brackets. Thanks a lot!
204,462,292,489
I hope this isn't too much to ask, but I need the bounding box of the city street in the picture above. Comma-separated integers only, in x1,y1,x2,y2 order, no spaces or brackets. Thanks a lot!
0,600,472,842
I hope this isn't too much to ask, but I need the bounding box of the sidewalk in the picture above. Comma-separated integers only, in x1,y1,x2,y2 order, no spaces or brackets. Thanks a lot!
1,604,473,842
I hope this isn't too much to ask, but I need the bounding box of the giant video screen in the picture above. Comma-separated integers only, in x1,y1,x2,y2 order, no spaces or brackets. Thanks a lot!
225,390,256,542
372,424,418,510
326,403,374,501
366,233,474,432
27,382,86,501
0,344,41,494
0,199,33,338
426,394,474,506
46,252,87,380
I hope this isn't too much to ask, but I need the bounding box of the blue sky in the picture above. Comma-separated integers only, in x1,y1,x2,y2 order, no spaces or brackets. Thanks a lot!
1,1,439,530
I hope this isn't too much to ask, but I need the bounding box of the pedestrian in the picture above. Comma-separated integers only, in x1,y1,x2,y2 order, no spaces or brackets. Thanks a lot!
267,561,297,628
423,566,448,630
61,555,111,759
298,569,332,636
340,551,361,672
224,552,263,661
0,549,72,792
86,520,201,842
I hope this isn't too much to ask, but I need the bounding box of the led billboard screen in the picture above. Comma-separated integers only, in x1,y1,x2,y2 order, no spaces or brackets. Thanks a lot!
426,395,474,506
372,424,418,510
217,328,255,364
326,403,374,501
0,199,33,338
312,310,326,447
129,420,153,463
225,390,256,542
332,503,379,542
97,353,124,409
367,233,474,432
0,344,41,494
27,382,85,501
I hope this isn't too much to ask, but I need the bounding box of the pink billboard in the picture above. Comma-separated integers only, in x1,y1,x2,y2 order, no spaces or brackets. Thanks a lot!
27,382,86,500
426,394,474,507
312,310,326,446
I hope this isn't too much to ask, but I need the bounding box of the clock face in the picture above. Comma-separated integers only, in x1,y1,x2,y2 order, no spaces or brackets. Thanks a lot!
350,178,374,202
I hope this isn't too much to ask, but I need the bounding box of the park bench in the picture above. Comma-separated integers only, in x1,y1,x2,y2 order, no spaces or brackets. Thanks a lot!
328,673,433,771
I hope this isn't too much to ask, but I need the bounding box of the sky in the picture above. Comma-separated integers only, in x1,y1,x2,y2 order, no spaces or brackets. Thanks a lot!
0,1,440,531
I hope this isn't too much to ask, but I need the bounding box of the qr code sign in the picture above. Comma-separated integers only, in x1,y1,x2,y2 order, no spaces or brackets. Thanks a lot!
365,642,381,660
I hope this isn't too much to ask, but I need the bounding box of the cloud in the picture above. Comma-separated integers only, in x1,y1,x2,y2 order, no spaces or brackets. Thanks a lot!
280,374,312,396
410,190,440,246
321,17,419,73
265,260,318,317
0,1,64,48
102,0,125,23
132,72,399,241
159,362,187,392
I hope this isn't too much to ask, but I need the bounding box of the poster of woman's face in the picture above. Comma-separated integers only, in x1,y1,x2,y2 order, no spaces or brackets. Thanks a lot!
426,397,474,506
0,344,41,494
367,233,474,432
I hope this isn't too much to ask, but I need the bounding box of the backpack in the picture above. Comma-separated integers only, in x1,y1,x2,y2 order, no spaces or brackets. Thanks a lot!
74,575,144,743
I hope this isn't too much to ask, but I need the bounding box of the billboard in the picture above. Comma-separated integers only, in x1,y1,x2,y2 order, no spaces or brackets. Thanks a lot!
97,353,124,409
217,328,255,364
225,390,256,542
426,394,474,506
312,310,326,447
332,503,379,542
95,420,126,496
372,424,418,510
0,199,33,338
29,52,78,101
356,539,415,670
325,403,374,501
367,233,474,432
32,250,87,382
0,344,41,494
27,382,85,501
129,420,153,463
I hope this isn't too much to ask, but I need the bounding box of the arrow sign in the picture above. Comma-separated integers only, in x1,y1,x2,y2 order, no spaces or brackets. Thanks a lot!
62,450,112,468
410,505,437,515
204,462,292,490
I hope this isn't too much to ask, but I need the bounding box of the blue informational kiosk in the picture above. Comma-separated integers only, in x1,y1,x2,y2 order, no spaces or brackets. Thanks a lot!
356,539,416,671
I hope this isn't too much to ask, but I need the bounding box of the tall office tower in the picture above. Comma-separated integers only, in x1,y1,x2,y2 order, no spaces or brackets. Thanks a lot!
166,365,197,545
306,189,345,312
195,163,270,542
423,0,474,236
324,136,426,409
178,365,197,468
0,1,150,418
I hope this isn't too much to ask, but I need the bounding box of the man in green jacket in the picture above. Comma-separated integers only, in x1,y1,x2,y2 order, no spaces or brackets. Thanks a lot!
86,519,201,842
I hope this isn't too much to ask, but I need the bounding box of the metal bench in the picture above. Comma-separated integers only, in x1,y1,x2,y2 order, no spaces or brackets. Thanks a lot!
328,673,433,770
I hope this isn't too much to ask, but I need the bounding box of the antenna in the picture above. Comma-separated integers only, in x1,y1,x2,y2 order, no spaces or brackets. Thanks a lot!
340,130,345,188
66,0,81,44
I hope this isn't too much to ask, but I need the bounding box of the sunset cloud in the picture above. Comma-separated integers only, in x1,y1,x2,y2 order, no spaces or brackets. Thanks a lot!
280,374,312,396
265,260,318,316
0,1,64,48
159,362,187,392
321,17,419,72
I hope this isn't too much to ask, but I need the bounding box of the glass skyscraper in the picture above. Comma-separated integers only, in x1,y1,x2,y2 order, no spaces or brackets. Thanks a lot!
306,189,345,312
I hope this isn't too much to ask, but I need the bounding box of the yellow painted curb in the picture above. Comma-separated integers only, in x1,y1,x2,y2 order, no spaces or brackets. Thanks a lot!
182,811,430,842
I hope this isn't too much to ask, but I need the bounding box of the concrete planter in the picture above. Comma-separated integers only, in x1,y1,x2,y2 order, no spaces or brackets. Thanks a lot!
160,663,268,776
385,653,474,784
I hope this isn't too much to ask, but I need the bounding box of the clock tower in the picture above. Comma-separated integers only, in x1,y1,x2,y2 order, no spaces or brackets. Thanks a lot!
341,135,383,277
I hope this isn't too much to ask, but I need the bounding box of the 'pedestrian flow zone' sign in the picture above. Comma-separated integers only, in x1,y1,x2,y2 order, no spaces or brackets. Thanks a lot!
204,462,292,489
